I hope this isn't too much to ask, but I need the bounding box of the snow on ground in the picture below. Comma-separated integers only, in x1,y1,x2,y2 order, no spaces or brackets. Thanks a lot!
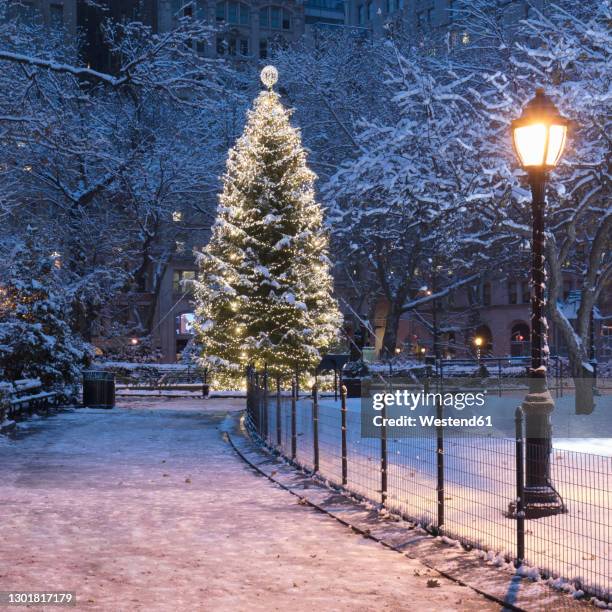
0,399,498,612
265,396,612,601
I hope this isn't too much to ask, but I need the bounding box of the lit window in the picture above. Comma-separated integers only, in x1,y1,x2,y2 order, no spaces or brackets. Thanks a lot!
175,313,195,335
175,240,186,254
172,211,183,222
173,270,196,293
461,31,470,44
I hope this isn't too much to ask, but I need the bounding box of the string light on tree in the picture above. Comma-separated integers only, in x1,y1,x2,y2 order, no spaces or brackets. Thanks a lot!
194,65,341,378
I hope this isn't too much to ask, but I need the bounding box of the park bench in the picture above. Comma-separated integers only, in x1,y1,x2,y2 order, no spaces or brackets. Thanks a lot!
1,378,60,422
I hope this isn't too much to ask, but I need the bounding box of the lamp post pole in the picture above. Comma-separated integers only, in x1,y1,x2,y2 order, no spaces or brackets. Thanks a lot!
510,88,569,519
522,169,565,517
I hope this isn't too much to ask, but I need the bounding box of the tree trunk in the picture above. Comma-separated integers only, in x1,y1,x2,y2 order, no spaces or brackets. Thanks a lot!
381,304,402,360
548,301,594,415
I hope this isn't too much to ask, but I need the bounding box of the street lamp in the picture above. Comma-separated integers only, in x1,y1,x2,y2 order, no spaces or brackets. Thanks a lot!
511,89,568,517
473,336,484,366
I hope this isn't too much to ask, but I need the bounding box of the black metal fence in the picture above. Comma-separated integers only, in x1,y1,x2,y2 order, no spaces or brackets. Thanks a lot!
245,369,611,603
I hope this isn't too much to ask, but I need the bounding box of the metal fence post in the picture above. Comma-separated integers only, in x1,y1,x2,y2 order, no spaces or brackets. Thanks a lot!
312,383,319,473
291,377,297,461
263,368,269,443
436,397,444,534
515,407,525,567
334,367,338,401
381,399,387,505
254,371,261,435
276,375,282,447
341,384,348,486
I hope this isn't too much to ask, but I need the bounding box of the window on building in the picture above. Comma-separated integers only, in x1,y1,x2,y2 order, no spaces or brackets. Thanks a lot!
216,2,225,20
483,282,491,306
358,3,365,24
417,10,426,29
184,4,193,17
367,1,375,20
196,40,206,55
521,280,530,304
49,3,63,26
259,38,268,58
282,8,291,29
227,1,238,22
260,6,291,29
508,280,517,304
240,3,250,24
173,270,196,293
398,0,404,9
217,1,250,25
563,279,573,300
216,35,247,56
175,313,195,336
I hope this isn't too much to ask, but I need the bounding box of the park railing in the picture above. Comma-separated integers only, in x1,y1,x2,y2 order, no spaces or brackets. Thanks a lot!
245,368,611,604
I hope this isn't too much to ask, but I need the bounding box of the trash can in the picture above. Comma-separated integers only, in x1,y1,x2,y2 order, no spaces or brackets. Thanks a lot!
82,370,115,409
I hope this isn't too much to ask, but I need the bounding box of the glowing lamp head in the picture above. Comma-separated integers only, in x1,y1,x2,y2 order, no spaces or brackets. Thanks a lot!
420,347,426,354
130,337,139,346
511,89,568,171
474,336,483,347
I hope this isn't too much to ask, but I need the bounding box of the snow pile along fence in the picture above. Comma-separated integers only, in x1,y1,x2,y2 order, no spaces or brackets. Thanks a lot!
245,368,611,604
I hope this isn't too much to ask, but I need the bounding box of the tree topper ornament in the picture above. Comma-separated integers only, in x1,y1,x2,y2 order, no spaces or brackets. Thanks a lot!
260,65,278,90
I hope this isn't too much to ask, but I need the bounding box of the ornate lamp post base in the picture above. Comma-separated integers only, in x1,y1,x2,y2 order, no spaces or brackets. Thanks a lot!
522,389,566,518
510,387,566,519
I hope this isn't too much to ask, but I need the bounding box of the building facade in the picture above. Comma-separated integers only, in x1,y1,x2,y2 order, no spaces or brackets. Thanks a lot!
345,0,545,40
157,0,305,59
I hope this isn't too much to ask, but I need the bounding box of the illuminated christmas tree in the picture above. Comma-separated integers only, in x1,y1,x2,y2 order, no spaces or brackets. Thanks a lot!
195,66,341,376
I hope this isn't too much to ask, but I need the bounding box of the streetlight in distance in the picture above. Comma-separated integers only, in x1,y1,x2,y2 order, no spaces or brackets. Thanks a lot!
473,336,483,364
511,88,569,517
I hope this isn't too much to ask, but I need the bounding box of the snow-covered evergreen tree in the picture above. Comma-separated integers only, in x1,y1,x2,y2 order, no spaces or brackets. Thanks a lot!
0,232,91,396
195,67,341,376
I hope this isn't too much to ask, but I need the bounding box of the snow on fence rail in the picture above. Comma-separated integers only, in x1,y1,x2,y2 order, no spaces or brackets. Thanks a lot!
245,369,611,604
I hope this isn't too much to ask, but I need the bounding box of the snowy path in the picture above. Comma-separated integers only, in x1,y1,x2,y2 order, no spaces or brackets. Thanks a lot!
0,399,498,612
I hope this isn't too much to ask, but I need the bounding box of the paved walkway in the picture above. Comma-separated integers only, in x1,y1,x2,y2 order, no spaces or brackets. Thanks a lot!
0,399,498,611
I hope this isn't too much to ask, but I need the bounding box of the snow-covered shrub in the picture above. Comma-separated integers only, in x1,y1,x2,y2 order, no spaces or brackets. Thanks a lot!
0,236,92,398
